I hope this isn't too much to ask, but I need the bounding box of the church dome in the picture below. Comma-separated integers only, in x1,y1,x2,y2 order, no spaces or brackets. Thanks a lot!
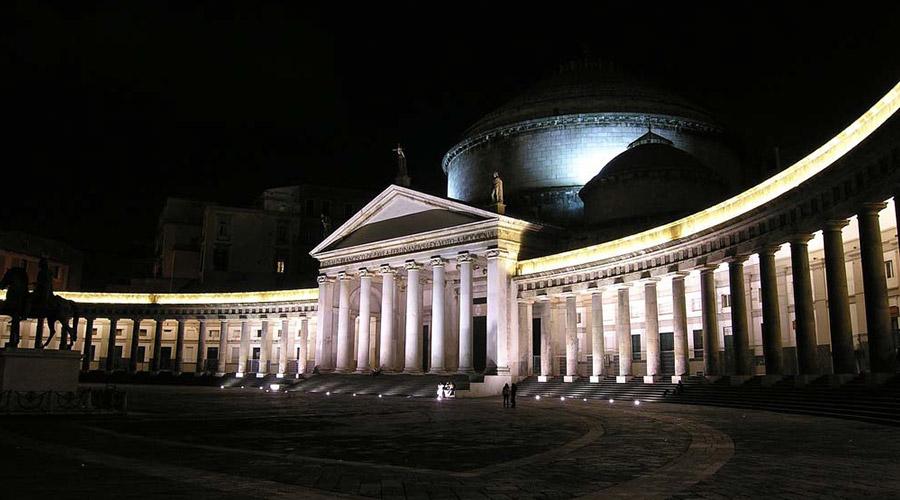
579,130,727,236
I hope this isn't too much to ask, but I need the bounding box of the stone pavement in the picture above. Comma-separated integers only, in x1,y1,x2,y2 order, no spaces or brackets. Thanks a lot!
1,385,898,499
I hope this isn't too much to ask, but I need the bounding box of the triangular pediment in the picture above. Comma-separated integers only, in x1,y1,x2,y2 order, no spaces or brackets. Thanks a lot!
311,185,501,256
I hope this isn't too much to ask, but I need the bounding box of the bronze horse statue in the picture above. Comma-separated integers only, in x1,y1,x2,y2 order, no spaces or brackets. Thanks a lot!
0,266,79,349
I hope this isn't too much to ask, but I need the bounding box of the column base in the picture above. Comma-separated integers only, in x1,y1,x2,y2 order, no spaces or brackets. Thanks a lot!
355,368,371,374
670,375,685,384
235,372,245,378
403,370,423,375
537,375,550,382
563,375,576,382
589,376,602,383
616,376,630,384
642,376,661,384
457,368,474,375
276,372,285,378
429,369,448,375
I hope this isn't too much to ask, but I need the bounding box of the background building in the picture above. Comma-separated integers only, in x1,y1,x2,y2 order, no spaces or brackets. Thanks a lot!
0,230,83,291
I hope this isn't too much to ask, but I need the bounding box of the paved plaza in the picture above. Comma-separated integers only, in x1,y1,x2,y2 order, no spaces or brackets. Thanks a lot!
2,385,899,499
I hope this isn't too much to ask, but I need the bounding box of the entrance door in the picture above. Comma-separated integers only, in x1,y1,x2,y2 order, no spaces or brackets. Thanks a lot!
113,345,124,370
473,316,487,372
421,325,430,372
532,317,541,374
251,347,261,373
159,346,172,370
206,347,219,372
660,332,675,375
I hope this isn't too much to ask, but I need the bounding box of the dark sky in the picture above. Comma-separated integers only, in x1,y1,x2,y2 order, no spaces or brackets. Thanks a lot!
4,2,900,269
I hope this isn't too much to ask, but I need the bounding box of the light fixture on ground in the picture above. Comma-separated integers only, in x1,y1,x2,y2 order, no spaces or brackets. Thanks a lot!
535,395,541,400
634,400,641,406
609,398,614,404
270,384,280,391
326,391,331,396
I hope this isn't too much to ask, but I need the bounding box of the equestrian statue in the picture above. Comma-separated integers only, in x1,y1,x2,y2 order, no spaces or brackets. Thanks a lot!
0,258,79,349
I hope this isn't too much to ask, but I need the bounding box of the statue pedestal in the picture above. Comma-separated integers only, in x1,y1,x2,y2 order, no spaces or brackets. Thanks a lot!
491,202,506,215
0,348,81,392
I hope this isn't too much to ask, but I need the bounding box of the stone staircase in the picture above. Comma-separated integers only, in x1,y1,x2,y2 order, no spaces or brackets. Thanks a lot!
514,376,676,403
288,373,473,398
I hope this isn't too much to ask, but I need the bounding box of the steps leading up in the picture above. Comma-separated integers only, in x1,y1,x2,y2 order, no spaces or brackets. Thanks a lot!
290,373,473,398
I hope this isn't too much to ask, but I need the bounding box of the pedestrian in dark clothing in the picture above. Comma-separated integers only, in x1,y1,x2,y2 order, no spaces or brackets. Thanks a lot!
502,383,510,408
510,383,517,408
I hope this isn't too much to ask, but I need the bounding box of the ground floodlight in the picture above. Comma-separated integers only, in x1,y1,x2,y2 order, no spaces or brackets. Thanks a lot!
220,385,224,389
634,400,641,406
583,398,587,402
609,398,614,404
326,391,331,396
535,395,541,400
270,384,280,391
560,396,565,401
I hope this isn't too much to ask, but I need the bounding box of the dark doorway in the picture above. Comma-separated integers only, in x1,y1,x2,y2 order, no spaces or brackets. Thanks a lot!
136,346,146,365
206,347,219,371
113,345,124,370
159,346,172,370
723,334,735,374
474,316,487,372
532,317,541,374
422,325,430,372
660,332,675,375
251,347,261,373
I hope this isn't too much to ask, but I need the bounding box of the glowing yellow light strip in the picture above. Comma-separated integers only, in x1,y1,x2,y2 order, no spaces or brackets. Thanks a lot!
0,288,318,305
517,81,900,277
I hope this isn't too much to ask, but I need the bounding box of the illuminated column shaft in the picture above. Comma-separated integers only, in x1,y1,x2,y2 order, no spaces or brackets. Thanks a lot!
430,258,446,373
81,317,95,372
197,320,208,373
404,262,423,373
379,266,396,371
150,318,163,372
672,275,689,376
105,318,118,373
238,320,250,375
356,270,372,373
258,320,272,374
128,318,142,374
644,281,660,377
565,295,578,377
314,275,335,371
335,273,353,373
174,319,186,374
298,317,309,374
616,287,632,377
699,268,720,376
790,236,818,375
591,291,605,377
457,254,474,373
217,320,229,375
280,318,292,376
758,247,784,375
486,249,512,375
822,221,856,374
728,259,752,376
858,203,897,373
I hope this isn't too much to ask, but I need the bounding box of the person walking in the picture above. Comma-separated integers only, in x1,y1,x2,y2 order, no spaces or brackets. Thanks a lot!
502,383,510,408
510,383,517,408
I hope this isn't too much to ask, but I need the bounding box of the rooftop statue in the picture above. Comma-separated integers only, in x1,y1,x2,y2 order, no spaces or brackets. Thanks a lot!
491,171,504,205
0,258,79,350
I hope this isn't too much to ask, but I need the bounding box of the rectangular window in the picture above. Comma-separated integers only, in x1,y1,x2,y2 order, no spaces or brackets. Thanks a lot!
256,329,262,338
115,328,124,337
721,294,731,308
885,260,894,279
213,245,229,271
276,260,285,274
631,334,641,361
693,329,704,359
139,328,149,337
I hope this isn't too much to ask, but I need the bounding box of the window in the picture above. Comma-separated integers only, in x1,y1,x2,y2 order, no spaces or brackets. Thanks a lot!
276,260,286,274
213,245,229,271
140,328,149,337
692,329,704,359
631,334,641,361
885,260,894,279
115,328,124,337
721,294,731,308
256,329,262,338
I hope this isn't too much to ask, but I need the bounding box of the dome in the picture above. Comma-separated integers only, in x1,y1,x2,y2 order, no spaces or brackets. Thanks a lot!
466,60,717,137
579,133,727,235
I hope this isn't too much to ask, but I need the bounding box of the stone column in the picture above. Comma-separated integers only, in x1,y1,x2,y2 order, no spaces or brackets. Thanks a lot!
238,320,250,376
298,317,310,374
858,203,897,373
486,249,512,375
174,319,186,374
758,247,784,375
822,220,857,374
128,318,142,374
564,295,578,380
81,317,95,372
150,318,163,372
729,258,752,376
314,275,335,371
457,253,474,373
518,300,533,377
356,269,372,373
404,261,423,373
590,290,605,381
379,265,396,371
259,319,272,375
672,274,690,378
197,321,208,373
790,236,819,375
217,320,229,375
430,258,446,373
616,286,632,380
280,318,292,376
643,280,660,380
105,318,118,373
700,267,720,376
335,272,353,373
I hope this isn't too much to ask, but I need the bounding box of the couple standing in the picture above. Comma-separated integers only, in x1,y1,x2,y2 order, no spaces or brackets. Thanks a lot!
502,383,517,408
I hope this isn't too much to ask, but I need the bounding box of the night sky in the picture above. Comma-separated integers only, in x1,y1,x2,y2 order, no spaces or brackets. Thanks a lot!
4,2,900,285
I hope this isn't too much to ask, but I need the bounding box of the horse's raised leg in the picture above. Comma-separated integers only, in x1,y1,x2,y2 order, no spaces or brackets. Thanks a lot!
43,320,57,348
35,317,45,349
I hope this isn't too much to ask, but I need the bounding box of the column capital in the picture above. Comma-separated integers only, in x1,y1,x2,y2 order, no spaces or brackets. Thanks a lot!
788,233,815,245
358,268,373,279
485,248,509,260
670,271,690,280
757,243,782,256
823,219,850,232
430,257,446,267
699,264,719,275
860,201,888,215
379,264,396,276
457,252,475,264
317,274,334,285
336,271,353,281
404,260,422,271
726,254,750,264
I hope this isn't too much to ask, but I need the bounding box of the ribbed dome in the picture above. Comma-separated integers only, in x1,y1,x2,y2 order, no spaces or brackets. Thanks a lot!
466,60,716,137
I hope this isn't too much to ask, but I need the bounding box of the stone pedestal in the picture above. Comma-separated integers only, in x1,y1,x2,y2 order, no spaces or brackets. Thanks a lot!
589,375,601,383
537,375,550,382
670,375,684,384
642,376,661,384
0,348,81,392
563,375,576,382
616,376,629,383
